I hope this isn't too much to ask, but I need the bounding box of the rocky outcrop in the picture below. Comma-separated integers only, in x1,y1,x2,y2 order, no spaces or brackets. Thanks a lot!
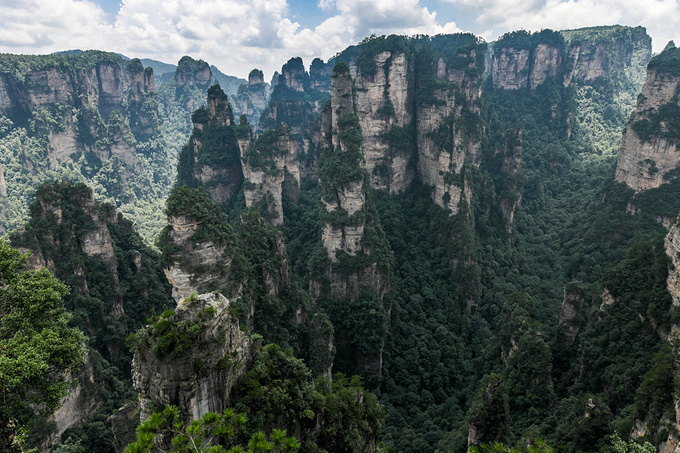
665,218,680,322
108,402,140,453
354,50,415,192
615,46,680,192
530,44,563,90
177,85,244,206
498,129,523,235
492,47,531,90
16,181,120,299
259,57,331,133
174,56,212,88
417,42,483,215
310,58,332,92
312,62,391,376
467,374,508,449
562,26,651,86
127,58,157,141
231,69,269,128
242,127,300,226
489,27,651,91
162,212,238,302
38,355,101,449
132,292,253,423
321,64,369,264
0,52,158,168
555,284,586,348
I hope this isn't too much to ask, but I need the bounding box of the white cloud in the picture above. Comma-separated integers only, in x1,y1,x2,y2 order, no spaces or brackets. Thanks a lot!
443,0,680,52
0,0,111,50
0,0,676,82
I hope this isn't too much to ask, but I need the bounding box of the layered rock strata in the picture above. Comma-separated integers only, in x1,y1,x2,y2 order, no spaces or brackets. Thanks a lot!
132,292,253,423
616,46,680,191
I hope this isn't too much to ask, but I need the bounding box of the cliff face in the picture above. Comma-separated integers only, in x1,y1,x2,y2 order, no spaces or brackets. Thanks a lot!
498,129,523,235
242,127,300,226
175,56,212,88
259,57,331,133
0,53,158,171
416,41,483,215
353,50,415,193
231,69,269,127
490,27,651,91
0,51,174,240
132,292,253,423
615,46,680,192
176,85,244,206
555,285,586,348
312,63,392,376
162,212,239,302
16,182,119,304
9,181,172,449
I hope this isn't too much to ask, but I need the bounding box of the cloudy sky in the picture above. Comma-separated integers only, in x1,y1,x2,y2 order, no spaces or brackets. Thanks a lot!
1,0,679,80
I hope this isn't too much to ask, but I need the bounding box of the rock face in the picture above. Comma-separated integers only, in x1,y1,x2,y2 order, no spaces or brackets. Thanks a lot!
416,40,483,214
177,85,244,206
15,181,119,300
562,26,651,85
127,59,158,141
312,63,391,376
0,52,158,171
175,56,212,88
353,50,415,193
555,284,586,348
615,46,680,192
161,211,238,303
259,57,331,133
9,181,172,449
39,355,101,450
490,27,651,91
666,219,680,309
132,292,253,423
231,69,269,127
492,47,531,90
498,129,523,235
242,127,301,226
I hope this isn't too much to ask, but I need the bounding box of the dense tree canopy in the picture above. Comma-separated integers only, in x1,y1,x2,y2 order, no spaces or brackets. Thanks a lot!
0,241,86,450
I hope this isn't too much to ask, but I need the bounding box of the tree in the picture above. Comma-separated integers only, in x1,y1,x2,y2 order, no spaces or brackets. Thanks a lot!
125,406,300,453
610,434,655,453
0,241,86,451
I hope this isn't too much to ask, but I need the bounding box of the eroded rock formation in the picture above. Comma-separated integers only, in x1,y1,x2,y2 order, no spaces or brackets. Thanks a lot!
616,45,680,191
132,292,253,423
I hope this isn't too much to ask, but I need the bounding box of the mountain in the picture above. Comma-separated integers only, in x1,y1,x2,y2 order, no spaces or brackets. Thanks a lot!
140,58,177,86
210,64,248,97
10,24,680,453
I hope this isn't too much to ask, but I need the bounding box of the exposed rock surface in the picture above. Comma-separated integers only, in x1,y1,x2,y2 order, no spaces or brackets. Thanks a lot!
555,285,586,348
178,85,244,206
132,292,253,423
616,47,680,191
498,129,523,235
259,57,331,133
416,43,483,214
666,219,680,309
0,52,158,171
39,355,101,449
162,213,237,302
231,69,269,127
311,63,391,376
354,51,415,192
242,127,300,226
174,56,212,88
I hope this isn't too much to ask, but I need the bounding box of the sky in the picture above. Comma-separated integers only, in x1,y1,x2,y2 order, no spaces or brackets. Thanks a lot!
0,0,679,80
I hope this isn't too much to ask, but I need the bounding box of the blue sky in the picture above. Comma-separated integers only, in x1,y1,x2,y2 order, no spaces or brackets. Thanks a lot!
0,0,678,79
